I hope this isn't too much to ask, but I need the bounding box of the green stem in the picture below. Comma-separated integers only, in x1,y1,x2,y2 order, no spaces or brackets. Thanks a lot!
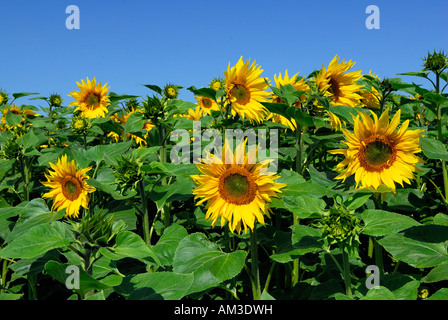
263,261,276,293
139,180,150,245
374,239,384,277
295,125,303,173
1,259,8,294
291,214,300,287
341,248,352,298
249,228,261,300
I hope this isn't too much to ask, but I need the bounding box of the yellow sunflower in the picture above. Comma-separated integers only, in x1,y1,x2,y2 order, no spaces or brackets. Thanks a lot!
191,139,286,234
328,111,346,131
42,155,96,218
328,109,424,191
68,77,110,119
224,57,270,124
267,70,310,130
359,71,381,109
195,96,220,115
315,55,363,107
108,108,154,147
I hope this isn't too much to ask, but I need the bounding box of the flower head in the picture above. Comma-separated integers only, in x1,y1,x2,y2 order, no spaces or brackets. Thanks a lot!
315,55,363,107
191,139,286,234
329,109,424,191
224,57,270,124
68,77,110,119
42,155,96,218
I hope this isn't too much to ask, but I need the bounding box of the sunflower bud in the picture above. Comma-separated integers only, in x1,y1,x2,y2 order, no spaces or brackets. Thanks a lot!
113,154,144,191
125,97,140,111
1,138,22,159
77,210,116,247
142,95,164,120
70,116,91,135
49,93,63,108
0,90,8,106
317,202,361,253
423,50,448,73
163,84,180,100
208,77,225,91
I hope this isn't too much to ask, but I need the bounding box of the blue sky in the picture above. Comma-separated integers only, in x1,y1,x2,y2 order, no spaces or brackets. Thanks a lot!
1,0,447,110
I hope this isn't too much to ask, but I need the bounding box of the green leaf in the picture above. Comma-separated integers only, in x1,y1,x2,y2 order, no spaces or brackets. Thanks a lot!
152,224,188,266
142,84,162,95
0,222,71,259
362,209,420,237
397,71,430,78
420,136,448,161
148,175,194,210
434,213,448,226
172,233,247,295
12,92,39,100
99,231,160,265
116,272,194,300
361,286,396,300
123,111,146,136
378,225,448,268
108,92,139,103
45,261,121,298
281,195,326,218
187,86,224,102
427,288,448,300
5,110,23,127
421,263,448,283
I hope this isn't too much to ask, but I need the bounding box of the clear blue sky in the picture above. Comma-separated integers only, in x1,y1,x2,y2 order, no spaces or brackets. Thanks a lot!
1,0,447,109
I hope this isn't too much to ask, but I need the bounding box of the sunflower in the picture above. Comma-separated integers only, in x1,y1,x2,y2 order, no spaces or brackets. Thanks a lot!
224,57,270,124
195,96,220,115
359,71,381,110
328,109,424,191
108,108,154,147
315,55,363,107
68,77,110,119
267,70,310,130
191,139,286,234
327,111,346,131
42,155,96,218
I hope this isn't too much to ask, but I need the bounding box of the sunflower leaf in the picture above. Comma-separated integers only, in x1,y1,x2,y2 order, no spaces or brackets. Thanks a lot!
419,136,448,161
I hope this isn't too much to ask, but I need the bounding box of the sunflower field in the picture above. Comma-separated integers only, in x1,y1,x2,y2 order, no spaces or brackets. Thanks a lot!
0,51,448,302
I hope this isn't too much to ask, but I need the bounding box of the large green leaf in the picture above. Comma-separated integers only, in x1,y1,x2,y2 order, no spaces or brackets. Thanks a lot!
0,222,72,259
45,261,122,298
362,209,420,237
116,272,194,300
99,231,160,266
378,225,448,268
270,225,322,263
172,233,247,295
421,263,448,283
152,224,188,266
419,136,448,161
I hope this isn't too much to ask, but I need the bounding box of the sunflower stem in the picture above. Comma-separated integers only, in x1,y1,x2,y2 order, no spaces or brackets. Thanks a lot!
249,228,261,300
139,179,150,245
341,247,352,298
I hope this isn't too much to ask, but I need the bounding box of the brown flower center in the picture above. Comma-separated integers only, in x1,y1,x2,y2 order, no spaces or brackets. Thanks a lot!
219,166,256,205
62,176,82,201
86,93,100,109
230,83,251,105
359,134,396,172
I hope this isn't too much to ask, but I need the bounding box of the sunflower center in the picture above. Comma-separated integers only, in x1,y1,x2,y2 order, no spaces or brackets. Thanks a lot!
86,94,100,108
62,177,82,201
219,167,256,205
364,141,393,166
230,84,251,105
202,98,212,108
328,77,341,100
358,135,397,172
